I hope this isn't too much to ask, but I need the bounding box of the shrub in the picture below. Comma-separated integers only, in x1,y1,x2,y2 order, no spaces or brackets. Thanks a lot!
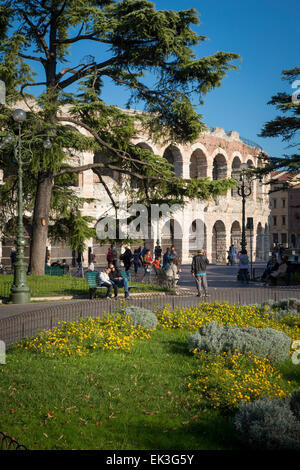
189,321,291,363
233,393,300,450
124,305,158,330
271,309,300,319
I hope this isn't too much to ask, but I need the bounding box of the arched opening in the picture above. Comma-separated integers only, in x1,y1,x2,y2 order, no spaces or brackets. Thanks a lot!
189,219,207,256
256,222,264,261
132,143,155,188
163,146,183,177
230,221,241,250
212,220,226,263
93,151,120,184
161,218,182,259
213,154,227,180
231,156,241,198
189,149,207,179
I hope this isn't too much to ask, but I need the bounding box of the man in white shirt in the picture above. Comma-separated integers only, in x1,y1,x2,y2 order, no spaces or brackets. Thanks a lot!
99,268,117,298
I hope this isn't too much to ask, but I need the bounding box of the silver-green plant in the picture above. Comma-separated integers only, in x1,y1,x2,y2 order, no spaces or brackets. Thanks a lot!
189,321,291,363
233,393,300,450
124,306,158,330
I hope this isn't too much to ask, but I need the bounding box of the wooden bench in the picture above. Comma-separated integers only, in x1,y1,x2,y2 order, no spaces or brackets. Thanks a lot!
86,270,138,299
85,271,107,299
44,265,69,276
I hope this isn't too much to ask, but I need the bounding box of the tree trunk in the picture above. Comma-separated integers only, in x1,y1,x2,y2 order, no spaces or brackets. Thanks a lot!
29,174,54,275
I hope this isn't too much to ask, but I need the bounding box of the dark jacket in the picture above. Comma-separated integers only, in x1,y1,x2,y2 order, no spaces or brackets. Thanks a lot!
191,254,209,274
109,267,122,282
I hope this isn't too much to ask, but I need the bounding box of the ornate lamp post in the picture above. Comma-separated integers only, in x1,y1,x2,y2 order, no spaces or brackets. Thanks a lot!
0,108,52,303
237,163,252,253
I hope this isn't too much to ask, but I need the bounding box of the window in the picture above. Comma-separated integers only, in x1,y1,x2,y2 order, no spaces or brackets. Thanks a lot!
273,199,277,208
282,199,286,208
282,215,286,225
273,216,277,226
273,233,278,244
281,233,287,244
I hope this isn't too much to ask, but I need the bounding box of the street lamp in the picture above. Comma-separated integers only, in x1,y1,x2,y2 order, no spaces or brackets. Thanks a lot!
237,163,252,253
0,108,52,303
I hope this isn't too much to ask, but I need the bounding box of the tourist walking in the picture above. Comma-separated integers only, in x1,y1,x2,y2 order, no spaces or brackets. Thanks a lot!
133,248,142,278
162,247,171,269
142,249,153,283
191,249,209,298
120,247,133,272
237,250,249,284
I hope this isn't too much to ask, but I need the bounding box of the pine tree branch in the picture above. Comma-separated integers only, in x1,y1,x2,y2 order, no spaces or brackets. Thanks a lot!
21,12,50,59
55,116,167,176
57,58,119,89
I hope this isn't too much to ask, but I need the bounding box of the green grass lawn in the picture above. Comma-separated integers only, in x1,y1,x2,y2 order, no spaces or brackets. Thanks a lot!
1,302,299,450
0,274,169,299
1,329,237,450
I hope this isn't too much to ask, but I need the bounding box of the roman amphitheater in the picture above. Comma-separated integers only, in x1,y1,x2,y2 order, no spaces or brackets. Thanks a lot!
0,118,272,267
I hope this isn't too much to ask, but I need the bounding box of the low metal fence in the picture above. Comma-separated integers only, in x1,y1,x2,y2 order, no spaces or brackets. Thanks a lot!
1,288,300,346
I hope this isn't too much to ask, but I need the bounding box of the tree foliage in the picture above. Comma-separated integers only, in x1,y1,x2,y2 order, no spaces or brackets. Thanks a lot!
258,66,300,177
0,0,239,272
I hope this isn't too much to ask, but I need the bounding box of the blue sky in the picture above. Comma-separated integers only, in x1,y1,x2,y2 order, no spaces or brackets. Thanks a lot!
25,0,299,158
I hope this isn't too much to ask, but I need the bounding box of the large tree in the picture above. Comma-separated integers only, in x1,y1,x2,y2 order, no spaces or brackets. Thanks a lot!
258,66,300,177
0,0,239,274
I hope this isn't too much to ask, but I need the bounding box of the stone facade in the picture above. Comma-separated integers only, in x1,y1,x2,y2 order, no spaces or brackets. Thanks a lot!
70,125,271,265
0,116,272,267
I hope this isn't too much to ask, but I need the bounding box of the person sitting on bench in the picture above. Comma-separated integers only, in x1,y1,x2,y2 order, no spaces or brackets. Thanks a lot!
108,263,130,298
268,256,288,285
99,267,118,298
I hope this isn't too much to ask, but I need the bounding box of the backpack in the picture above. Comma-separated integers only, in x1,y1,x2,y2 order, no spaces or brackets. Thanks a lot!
241,254,248,264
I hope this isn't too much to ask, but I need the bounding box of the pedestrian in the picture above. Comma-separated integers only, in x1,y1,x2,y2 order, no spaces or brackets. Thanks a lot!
61,259,69,274
163,247,171,269
120,246,132,272
133,248,141,279
191,249,209,298
164,258,179,289
152,255,161,275
237,250,249,284
142,249,153,283
107,247,114,267
229,244,236,265
154,242,162,259
10,249,17,269
169,245,178,267
111,244,118,268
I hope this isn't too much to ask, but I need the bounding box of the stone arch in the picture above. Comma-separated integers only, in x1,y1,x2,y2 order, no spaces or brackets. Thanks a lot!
163,145,183,177
189,149,207,178
230,220,241,249
189,219,207,256
93,150,120,183
161,218,182,258
136,142,154,153
212,220,226,263
231,156,241,198
212,153,227,180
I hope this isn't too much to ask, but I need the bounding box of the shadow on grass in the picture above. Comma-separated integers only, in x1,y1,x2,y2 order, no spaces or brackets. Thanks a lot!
121,414,238,450
162,339,192,358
